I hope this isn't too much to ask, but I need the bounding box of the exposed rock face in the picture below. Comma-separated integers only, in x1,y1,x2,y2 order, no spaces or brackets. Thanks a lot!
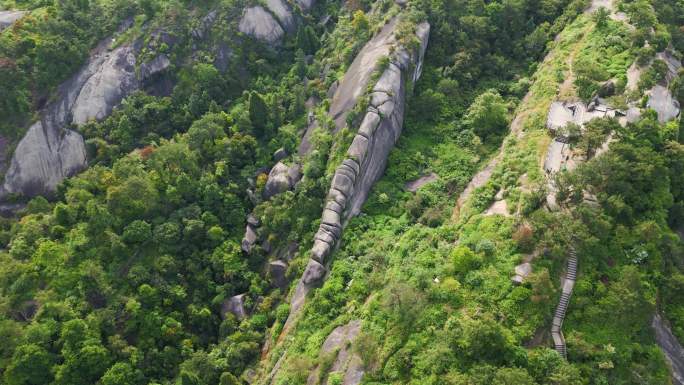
647,51,681,123
263,162,301,199
242,223,258,253
71,45,139,125
309,21,430,265
1,28,174,199
405,172,438,192
266,0,295,33
221,294,248,320
653,314,684,385
648,84,680,123
0,10,26,31
306,320,364,385
140,54,171,80
239,6,285,44
269,260,289,290
284,21,429,326
328,18,400,131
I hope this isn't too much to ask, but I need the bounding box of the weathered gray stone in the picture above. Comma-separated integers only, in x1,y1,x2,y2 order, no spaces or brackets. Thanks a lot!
273,147,287,162
266,0,295,33
2,122,86,198
192,10,217,39
242,224,258,253
238,6,285,44
247,213,260,227
311,240,330,263
221,294,248,320
326,200,344,215
405,173,438,192
263,162,294,199
329,18,400,131
302,259,326,285
307,320,365,385
358,111,381,138
72,45,138,125
140,54,171,80
653,313,684,385
269,260,289,289
327,80,339,99
315,229,335,245
2,24,178,199
347,135,368,163
648,84,680,123
321,208,341,227
0,10,26,31
597,79,616,97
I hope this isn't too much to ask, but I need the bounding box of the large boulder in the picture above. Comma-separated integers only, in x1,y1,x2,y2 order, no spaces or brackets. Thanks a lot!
221,294,249,320
71,45,139,125
647,84,680,123
310,20,430,263
263,162,301,199
0,10,26,31
238,6,285,44
306,320,365,385
1,123,86,198
1,26,176,200
266,0,295,33
268,260,289,289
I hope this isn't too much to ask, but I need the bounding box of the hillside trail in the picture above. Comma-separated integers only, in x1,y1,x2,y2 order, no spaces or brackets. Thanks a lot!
453,0,610,220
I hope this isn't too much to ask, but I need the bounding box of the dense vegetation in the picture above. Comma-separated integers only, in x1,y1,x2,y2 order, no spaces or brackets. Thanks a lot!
0,0,682,383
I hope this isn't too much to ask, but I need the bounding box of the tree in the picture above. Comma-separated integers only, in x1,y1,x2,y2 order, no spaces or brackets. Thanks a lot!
219,372,240,385
492,367,536,385
296,26,319,55
122,220,152,244
463,90,509,139
100,362,140,385
248,92,269,138
4,344,54,385
593,7,610,29
107,175,159,221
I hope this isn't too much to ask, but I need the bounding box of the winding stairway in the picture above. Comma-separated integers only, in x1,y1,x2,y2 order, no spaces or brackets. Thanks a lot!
551,246,578,359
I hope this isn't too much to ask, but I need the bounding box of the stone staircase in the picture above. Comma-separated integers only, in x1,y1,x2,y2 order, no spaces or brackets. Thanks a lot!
551,246,578,359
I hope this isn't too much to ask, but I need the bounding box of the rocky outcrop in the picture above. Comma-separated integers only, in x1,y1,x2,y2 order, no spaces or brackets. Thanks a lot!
646,51,681,123
648,84,680,123
1,25,175,199
221,293,249,320
309,21,430,265
284,20,429,323
266,0,295,33
0,10,26,31
306,320,364,385
263,162,301,199
653,314,684,385
70,44,139,125
238,0,316,43
269,260,289,290
405,172,438,192
328,18,401,131
239,6,286,44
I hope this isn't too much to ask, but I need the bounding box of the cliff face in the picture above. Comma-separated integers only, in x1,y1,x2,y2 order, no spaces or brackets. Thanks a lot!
1,2,313,201
1,36,167,198
288,19,430,317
